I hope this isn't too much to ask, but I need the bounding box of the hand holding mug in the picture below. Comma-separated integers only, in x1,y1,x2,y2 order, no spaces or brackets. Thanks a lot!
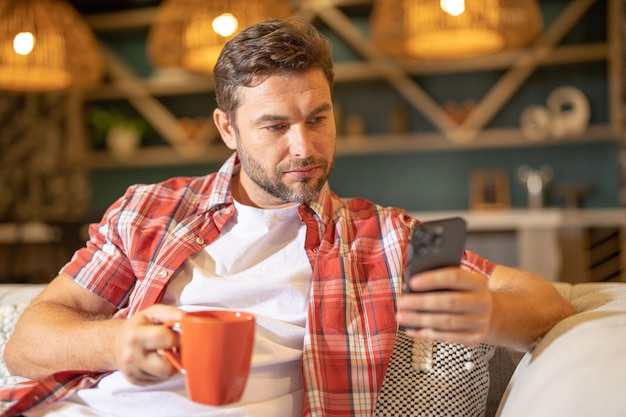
113,304,185,386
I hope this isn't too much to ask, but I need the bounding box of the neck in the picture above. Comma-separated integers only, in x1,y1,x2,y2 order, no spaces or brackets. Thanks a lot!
231,174,298,210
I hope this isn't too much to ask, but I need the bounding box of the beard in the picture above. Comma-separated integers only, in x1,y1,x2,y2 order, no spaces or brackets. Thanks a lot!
235,131,334,203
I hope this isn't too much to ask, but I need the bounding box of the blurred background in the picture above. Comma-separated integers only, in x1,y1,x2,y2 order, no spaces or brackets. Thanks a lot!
0,0,624,284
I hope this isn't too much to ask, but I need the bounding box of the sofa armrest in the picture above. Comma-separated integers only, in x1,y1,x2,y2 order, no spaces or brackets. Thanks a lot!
496,283,626,417
485,282,572,417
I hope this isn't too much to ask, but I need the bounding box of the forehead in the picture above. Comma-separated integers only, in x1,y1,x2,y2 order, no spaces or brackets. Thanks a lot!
236,69,332,109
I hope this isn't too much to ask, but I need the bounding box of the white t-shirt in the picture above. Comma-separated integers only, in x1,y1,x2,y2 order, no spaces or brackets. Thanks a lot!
28,201,312,417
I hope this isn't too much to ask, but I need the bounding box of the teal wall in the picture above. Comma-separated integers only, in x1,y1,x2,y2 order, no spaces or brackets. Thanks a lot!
330,141,620,211
89,140,620,217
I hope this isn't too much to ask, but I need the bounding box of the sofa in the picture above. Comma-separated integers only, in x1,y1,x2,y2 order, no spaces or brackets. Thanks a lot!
1,281,625,417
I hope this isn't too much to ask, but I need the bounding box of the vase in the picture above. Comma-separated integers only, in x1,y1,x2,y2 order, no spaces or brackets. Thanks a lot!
106,125,141,160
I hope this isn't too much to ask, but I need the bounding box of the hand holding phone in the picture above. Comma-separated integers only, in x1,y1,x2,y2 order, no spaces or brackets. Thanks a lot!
404,217,467,293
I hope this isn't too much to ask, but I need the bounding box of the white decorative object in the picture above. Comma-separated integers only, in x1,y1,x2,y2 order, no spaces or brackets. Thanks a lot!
520,105,551,141
519,86,590,141
517,165,554,209
106,125,142,161
546,86,591,137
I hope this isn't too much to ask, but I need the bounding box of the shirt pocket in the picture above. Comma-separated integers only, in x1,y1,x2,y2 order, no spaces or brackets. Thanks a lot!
315,256,399,336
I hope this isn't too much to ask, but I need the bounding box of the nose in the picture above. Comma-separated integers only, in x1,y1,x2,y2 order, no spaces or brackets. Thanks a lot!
288,124,314,158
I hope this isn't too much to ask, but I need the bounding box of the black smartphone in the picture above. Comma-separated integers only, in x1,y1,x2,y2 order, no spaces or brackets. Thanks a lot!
404,217,467,293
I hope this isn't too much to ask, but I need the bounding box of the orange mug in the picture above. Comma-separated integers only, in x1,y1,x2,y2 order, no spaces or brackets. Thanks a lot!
165,310,255,406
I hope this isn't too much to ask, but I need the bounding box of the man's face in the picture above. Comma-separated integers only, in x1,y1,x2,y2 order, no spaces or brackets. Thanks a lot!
216,69,336,208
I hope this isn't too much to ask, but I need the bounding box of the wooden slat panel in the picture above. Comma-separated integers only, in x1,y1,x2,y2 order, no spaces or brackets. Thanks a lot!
589,234,621,266
589,255,622,282
588,227,623,282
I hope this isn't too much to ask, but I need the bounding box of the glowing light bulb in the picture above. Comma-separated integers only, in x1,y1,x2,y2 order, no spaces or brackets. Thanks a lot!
440,0,465,16
13,32,35,55
212,13,238,37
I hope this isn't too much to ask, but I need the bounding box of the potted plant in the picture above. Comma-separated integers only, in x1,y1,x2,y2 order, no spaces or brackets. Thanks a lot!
88,107,150,160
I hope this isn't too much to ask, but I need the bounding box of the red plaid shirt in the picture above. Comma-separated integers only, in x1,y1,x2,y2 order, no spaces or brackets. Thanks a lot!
0,153,494,417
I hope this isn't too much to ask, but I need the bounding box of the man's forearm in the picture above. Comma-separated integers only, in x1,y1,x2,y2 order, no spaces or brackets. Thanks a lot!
5,301,121,380
486,266,576,351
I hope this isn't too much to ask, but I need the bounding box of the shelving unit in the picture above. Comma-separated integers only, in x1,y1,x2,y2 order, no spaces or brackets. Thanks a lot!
82,0,623,169
412,208,626,282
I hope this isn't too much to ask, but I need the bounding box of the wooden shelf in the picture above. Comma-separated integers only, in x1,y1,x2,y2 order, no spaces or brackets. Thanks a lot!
89,124,616,169
85,43,610,101
88,143,233,169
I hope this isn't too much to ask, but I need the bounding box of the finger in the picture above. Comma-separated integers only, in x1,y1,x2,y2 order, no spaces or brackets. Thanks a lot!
407,267,483,293
130,324,180,351
398,310,487,333
127,370,171,386
405,327,485,348
142,350,178,380
138,304,185,325
127,369,168,386
123,351,178,386
397,291,484,314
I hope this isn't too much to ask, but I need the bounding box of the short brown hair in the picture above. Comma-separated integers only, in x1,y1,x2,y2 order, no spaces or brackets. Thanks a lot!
213,17,334,122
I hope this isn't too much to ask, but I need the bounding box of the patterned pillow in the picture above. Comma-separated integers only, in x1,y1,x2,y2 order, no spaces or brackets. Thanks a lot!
0,301,30,385
374,329,495,417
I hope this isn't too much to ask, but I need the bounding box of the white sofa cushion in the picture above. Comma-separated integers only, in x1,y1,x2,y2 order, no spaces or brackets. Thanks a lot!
0,284,47,306
497,283,626,417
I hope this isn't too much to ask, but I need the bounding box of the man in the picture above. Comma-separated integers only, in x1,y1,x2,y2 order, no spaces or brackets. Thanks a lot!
3,17,574,417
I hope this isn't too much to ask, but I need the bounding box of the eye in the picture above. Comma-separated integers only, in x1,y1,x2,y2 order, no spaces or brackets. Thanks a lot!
265,123,288,132
308,115,327,125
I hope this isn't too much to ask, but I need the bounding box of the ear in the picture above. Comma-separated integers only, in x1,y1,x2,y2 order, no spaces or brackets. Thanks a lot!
213,108,237,150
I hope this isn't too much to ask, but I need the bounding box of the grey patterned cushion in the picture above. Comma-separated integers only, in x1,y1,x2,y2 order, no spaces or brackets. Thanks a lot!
375,329,495,417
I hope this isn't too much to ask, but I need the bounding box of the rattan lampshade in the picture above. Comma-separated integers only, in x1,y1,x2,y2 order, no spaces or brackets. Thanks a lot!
371,0,543,59
148,0,293,75
0,0,104,92
498,0,543,48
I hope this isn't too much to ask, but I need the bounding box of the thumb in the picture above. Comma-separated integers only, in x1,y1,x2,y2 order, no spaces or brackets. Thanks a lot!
139,304,185,325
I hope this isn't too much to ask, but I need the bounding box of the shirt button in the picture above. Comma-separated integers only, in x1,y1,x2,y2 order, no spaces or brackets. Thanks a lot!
158,270,168,278
223,207,231,214
196,237,205,245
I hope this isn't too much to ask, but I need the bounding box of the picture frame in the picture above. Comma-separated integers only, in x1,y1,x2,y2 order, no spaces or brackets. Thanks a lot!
469,169,511,210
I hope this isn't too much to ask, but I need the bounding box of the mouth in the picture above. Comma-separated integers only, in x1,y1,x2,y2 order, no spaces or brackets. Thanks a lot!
285,165,321,178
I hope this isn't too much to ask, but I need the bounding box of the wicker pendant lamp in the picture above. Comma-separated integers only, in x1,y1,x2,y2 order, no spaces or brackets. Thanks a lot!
498,0,543,49
148,0,293,75
0,0,104,93
371,0,543,59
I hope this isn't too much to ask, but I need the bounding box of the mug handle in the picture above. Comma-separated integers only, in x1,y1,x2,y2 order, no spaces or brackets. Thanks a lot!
163,320,186,374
